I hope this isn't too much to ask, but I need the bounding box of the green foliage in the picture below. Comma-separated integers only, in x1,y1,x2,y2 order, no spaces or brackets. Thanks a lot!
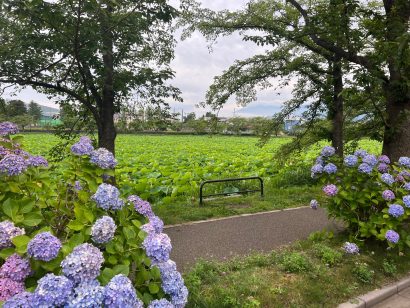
382,259,397,276
279,252,311,273
352,262,374,284
313,244,342,267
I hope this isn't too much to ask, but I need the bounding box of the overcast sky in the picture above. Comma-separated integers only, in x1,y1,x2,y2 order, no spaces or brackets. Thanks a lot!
3,0,293,118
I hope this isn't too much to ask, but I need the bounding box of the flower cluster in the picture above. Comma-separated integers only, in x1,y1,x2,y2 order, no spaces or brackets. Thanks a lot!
90,148,117,169
386,230,400,243
344,155,358,167
142,215,164,234
403,195,410,208
358,163,372,174
323,184,338,197
399,157,410,168
71,136,94,156
27,232,62,261
128,195,154,217
0,278,25,301
148,299,175,308
363,154,377,167
0,221,25,249
0,154,27,176
91,216,117,244
92,183,124,210
379,155,390,164
66,280,105,307
0,254,31,282
3,291,32,308
321,146,336,157
382,190,395,201
310,199,319,210
143,233,172,263
103,274,144,308
343,242,359,254
381,173,395,185
388,204,404,218
0,122,18,136
61,243,104,283
157,260,189,307
32,274,73,306
26,155,48,167
324,163,337,174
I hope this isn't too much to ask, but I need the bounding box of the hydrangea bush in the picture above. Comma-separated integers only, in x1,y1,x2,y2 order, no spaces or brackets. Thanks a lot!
312,146,410,249
0,123,188,306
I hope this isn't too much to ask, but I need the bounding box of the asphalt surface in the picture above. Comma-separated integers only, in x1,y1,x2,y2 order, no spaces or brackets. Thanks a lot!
165,207,343,271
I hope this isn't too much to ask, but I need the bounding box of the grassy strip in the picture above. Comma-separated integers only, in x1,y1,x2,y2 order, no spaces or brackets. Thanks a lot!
184,231,410,307
153,184,321,225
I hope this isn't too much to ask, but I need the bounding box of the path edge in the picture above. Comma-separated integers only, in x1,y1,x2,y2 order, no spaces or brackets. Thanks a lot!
338,274,410,307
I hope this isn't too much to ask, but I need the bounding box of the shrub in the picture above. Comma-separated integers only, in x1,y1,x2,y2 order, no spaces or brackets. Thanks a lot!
352,262,374,284
0,123,187,306
311,146,410,250
382,259,397,276
279,252,311,273
313,244,343,267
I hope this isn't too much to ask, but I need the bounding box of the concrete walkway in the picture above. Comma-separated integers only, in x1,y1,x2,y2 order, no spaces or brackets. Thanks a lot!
373,288,410,308
165,206,343,271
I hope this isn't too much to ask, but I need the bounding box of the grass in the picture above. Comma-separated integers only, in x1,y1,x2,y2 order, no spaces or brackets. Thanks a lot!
184,231,410,307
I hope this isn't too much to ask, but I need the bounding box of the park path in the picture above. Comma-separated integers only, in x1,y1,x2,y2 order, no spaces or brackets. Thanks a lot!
165,206,343,271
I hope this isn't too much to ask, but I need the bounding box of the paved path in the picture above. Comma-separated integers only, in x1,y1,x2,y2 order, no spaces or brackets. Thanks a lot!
165,207,343,271
373,286,410,308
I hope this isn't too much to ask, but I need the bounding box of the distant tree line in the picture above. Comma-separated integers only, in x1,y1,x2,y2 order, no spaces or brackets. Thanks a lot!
0,98,43,129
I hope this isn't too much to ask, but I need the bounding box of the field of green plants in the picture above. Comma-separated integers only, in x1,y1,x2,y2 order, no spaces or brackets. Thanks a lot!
22,134,381,204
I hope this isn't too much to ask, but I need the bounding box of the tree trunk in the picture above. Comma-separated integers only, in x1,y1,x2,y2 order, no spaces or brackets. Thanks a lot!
330,58,344,157
99,4,116,155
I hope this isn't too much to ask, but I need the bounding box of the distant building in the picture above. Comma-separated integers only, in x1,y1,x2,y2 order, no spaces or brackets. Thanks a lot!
39,105,61,126
284,116,301,132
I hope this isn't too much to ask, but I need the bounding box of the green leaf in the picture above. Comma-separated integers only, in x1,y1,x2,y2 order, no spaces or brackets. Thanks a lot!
3,198,19,220
113,264,129,276
68,220,85,231
148,283,160,294
123,227,136,240
23,212,43,226
11,235,30,253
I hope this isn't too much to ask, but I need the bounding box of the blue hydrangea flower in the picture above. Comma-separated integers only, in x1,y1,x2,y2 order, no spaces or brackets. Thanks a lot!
128,195,154,217
91,216,117,244
143,233,172,263
0,154,27,176
382,190,395,201
0,221,25,249
343,242,359,254
321,146,335,157
363,154,378,167
3,291,33,308
0,253,31,282
66,280,105,308
323,163,337,174
71,137,94,156
354,149,367,158
0,122,19,136
27,232,61,261
92,183,124,210
74,180,82,191
403,195,410,208
310,199,319,210
61,244,104,283
90,148,117,169
156,260,188,307
404,183,410,191
378,155,390,164
358,163,373,174
148,299,175,308
103,274,144,308
315,156,324,165
344,155,358,167
377,163,389,173
388,204,404,218
385,230,400,244
141,216,165,234
401,171,410,178
26,155,48,168
399,157,410,168
322,184,338,197
381,173,395,185
32,274,73,307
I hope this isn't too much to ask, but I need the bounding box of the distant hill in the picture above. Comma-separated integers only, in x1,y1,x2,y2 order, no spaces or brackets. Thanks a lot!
39,105,59,117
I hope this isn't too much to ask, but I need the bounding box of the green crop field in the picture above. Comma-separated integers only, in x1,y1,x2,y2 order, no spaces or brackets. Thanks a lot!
21,133,382,205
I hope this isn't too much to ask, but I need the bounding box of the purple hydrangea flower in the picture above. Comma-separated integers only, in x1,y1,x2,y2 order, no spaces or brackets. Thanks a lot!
404,183,410,191
128,195,154,217
354,149,367,158
398,157,410,168
74,180,82,191
66,280,105,308
92,183,124,210
315,156,324,165
385,230,400,244
388,204,404,218
381,173,395,185
61,244,104,283
148,299,175,308
0,122,19,136
310,199,319,210
3,291,33,308
0,221,25,249
344,155,358,167
310,164,323,177
403,195,410,208
32,274,73,307
0,254,31,282
378,155,390,164
382,190,395,201
103,274,144,308
0,278,24,301
71,137,94,156
26,155,48,168
324,163,337,174
401,171,410,178
156,260,188,307
343,242,360,254
90,148,117,169
321,146,335,157
396,175,405,182
377,163,389,173
141,215,165,234
358,163,373,174
27,232,61,261
322,184,338,197
143,233,172,263
91,216,117,244
0,154,27,176
0,146,10,156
